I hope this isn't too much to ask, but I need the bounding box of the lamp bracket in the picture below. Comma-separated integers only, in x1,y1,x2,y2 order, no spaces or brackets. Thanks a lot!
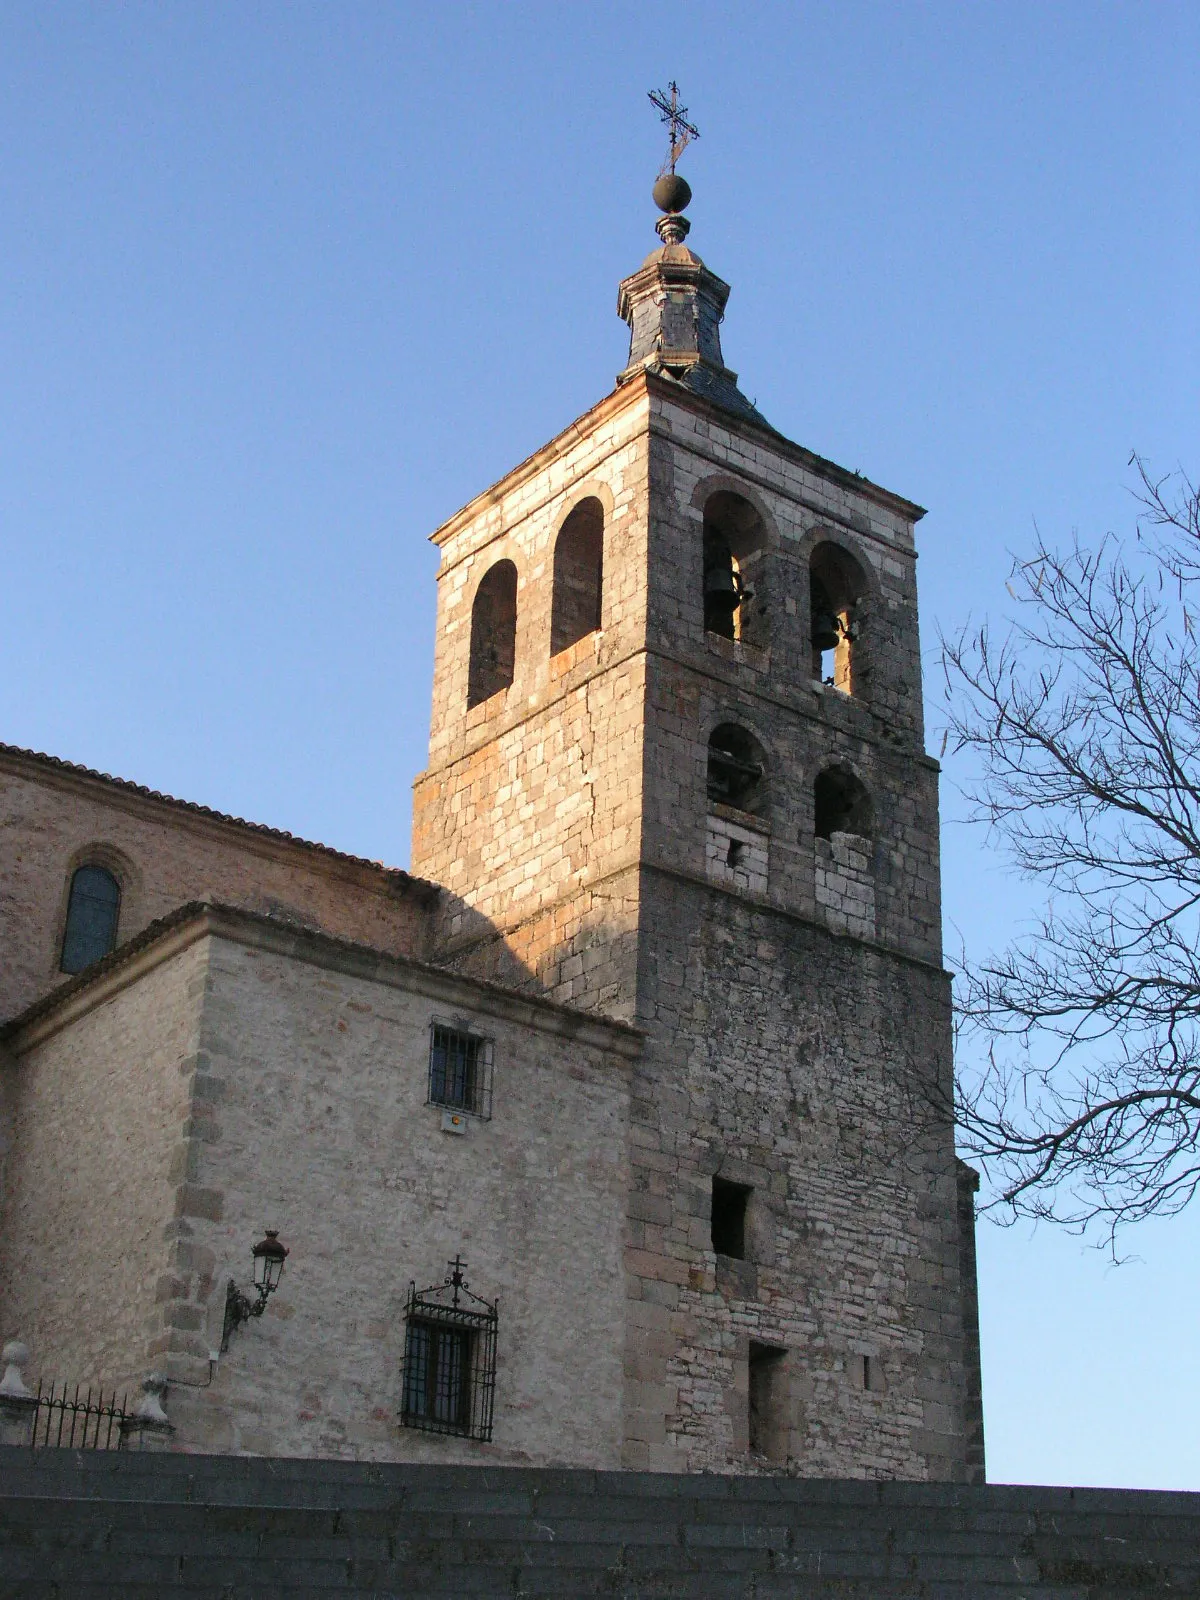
220,1278,271,1352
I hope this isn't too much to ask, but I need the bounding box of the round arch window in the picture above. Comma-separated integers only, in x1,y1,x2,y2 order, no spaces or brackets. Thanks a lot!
60,864,121,974
707,724,768,817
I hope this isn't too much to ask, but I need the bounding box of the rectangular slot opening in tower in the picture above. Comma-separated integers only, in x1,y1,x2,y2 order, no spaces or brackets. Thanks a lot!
858,1352,886,1394
711,1177,752,1259
748,1342,788,1462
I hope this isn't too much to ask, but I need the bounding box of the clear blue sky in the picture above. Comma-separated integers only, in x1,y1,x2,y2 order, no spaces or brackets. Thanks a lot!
2,2,1197,1487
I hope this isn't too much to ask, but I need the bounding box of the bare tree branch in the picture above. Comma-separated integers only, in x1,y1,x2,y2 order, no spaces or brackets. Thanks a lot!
942,461,1200,1247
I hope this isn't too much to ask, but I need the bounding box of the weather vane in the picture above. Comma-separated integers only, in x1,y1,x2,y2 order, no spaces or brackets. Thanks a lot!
648,82,699,176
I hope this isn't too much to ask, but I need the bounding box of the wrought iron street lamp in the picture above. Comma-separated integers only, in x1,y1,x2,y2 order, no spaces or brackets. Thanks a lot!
221,1230,289,1351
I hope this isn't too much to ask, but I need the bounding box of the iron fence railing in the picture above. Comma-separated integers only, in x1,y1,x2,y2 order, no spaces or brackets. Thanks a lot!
30,1380,130,1450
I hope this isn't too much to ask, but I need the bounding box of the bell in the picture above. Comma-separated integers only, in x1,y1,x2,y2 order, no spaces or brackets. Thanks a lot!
704,557,743,616
705,567,742,614
811,609,842,653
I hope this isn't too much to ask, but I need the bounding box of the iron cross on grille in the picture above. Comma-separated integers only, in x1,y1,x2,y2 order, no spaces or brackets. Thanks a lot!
648,82,699,175
446,1254,468,1307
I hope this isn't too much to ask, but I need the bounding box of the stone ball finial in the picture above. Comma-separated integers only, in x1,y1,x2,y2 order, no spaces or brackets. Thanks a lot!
0,1341,32,1399
652,173,692,215
135,1373,171,1426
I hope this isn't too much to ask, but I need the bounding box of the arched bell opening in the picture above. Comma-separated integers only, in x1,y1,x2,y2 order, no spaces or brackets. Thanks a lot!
812,764,877,939
550,498,604,656
809,542,868,694
813,764,873,842
467,560,518,708
703,491,769,648
707,723,768,818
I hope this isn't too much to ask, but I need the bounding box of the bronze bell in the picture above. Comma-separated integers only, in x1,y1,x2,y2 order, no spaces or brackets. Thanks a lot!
811,609,843,652
704,552,743,616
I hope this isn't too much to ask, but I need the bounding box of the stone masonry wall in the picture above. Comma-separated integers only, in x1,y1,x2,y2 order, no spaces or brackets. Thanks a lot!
622,876,966,1480
0,938,203,1393
171,920,633,1466
409,373,971,1480
705,809,770,896
411,387,652,1014
612,388,966,1478
0,752,431,1023
0,909,636,1468
815,832,876,941
638,393,942,969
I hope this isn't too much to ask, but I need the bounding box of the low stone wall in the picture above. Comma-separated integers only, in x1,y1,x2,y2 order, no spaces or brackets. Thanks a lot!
0,1449,1197,1597
815,830,876,939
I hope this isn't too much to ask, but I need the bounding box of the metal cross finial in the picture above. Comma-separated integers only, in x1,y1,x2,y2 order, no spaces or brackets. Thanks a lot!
446,1254,468,1307
648,82,699,176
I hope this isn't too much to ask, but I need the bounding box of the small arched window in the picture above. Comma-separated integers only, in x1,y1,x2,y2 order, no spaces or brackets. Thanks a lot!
467,559,518,708
60,864,121,974
707,724,768,817
813,765,873,841
550,498,604,656
703,491,769,648
810,543,868,694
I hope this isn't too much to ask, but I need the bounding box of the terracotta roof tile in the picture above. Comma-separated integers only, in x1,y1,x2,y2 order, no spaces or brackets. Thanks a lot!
0,742,436,897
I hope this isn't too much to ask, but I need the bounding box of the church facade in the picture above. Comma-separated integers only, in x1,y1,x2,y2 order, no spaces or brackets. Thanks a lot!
0,184,984,1481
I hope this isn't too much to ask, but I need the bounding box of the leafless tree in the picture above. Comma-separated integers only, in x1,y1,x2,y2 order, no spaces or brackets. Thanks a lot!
942,460,1200,1243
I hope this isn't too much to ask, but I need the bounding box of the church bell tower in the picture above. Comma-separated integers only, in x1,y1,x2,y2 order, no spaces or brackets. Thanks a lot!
411,157,983,1481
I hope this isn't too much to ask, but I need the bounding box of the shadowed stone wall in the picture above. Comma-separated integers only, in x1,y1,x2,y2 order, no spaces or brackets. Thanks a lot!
1,1452,1196,1596
0,937,202,1394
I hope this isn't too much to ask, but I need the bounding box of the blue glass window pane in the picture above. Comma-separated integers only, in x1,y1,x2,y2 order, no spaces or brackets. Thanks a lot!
60,866,121,974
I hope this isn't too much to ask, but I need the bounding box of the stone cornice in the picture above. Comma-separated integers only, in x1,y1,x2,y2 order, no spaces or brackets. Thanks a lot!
427,372,925,559
429,382,651,552
2,902,643,1060
431,858,952,985
413,635,938,788
642,374,926,525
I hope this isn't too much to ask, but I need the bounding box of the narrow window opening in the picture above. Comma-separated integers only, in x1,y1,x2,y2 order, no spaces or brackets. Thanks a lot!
711,1177,752,1259
59,864,121,974
702,490,769,647
726,838,744,868
467,560,518,708
400,1259,498,1442
428,1022,493,1119
809,543,868,695
813,766,873,841
550,498,604,655
858,1352,886,1393
748,1342,788,1461
403,1322,473,1428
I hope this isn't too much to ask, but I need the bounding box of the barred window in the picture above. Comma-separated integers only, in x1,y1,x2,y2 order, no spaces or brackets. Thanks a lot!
428,1022,493,1118
401,1258,497,1442
60,864,121,974
403,1323,473,1429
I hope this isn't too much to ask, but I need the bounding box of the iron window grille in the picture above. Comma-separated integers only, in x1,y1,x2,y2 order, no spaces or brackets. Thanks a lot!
427,1021,493,1118
400,1257,497,1442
